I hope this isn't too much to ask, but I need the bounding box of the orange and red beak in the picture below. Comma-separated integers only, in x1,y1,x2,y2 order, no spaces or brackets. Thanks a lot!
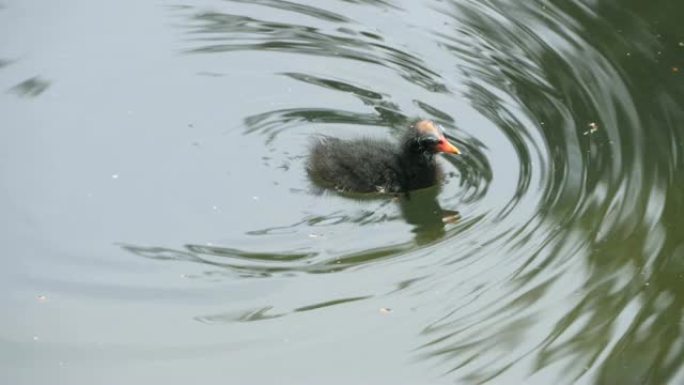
436,135,461,155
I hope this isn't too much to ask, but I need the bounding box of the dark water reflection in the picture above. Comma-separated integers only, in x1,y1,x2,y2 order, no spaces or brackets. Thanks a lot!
9,76,51,97
1,0,683,384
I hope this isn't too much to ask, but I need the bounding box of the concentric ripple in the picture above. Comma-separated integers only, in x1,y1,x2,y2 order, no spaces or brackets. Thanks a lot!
127,0,683,383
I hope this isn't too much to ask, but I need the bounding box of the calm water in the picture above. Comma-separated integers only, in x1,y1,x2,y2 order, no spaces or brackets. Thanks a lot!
1,0,683,384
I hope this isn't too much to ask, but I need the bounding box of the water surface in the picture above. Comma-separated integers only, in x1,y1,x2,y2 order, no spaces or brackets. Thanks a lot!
1,0,683,384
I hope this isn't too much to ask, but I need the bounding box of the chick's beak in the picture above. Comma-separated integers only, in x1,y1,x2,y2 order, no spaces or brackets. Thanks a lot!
437,136,461,155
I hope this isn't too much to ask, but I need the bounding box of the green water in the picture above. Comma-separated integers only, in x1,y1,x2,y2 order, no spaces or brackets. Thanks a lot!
1,0,683,384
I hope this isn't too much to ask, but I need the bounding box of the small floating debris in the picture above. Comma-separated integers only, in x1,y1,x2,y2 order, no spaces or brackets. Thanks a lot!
32,336,39,341
308,233,323,238
252,196,260,201
583,122,599,135
379,307,392,314
36,295,47,303
673,67,680,73
442,214,460,224
441,210,461,224
111,173,119,179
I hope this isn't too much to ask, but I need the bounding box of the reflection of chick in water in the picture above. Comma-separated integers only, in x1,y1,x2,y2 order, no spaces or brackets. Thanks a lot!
398,186,460,245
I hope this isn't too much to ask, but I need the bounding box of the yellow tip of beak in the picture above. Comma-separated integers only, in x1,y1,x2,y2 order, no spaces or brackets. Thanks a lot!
438,140,461,155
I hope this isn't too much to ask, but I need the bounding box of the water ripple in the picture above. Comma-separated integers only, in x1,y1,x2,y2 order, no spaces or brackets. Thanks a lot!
121,0,684,382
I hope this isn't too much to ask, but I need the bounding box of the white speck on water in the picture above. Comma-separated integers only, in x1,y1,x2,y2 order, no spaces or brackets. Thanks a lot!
583,122,599,135
111,174,119,179
36,295,47,302
252,196,259,201
32,336,39,341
